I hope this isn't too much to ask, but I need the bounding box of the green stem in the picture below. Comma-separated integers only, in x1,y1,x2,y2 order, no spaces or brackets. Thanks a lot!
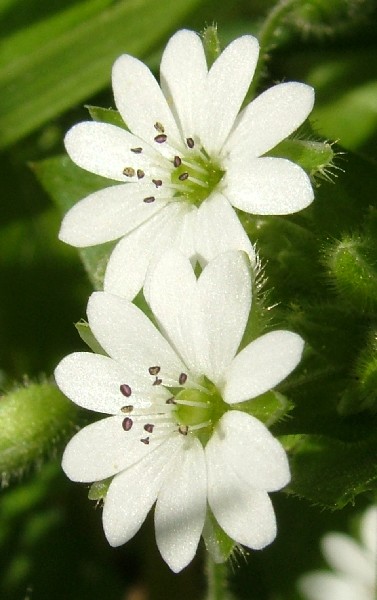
206,556,229,600
249,0,302,97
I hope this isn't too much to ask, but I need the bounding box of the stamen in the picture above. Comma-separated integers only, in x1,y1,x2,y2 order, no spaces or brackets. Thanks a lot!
189,420,211,431
148,366,161,376
140,437,150,445
131,147,143,154
144,423,154,433
153,377,162,386
173,156,182,168
186,138,195,149
187,176,209,189
122,417,133,431
178,172,189,181
137,169,145,179
179,373,188,385
123,167,135,177
154,134,167,144
166,397,177,405
121,405,133,413
154,122,165,133
175,398,209,409
152,179,163,188
178,425,189,436
181,158,207,175
143,196,155,203
120,383,132,397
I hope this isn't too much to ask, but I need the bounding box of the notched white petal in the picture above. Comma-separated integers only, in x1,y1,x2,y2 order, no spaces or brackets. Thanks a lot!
223,330,305,404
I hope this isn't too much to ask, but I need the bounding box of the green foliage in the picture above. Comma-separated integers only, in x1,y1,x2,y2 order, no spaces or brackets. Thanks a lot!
0,382,79,486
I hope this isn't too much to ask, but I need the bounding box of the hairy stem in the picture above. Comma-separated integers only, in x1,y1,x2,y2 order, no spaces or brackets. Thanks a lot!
206,556,230,600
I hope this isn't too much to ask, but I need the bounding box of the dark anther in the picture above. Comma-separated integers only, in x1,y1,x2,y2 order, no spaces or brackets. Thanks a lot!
148,366,161,376
143,196,155,203
152,179,163,188
178,172,189,181
179,425,189,436
122,417,133,431
186,138,195,149
154,122,165,133
179,373,188,385
123,167,135,177
153,377,162,386
166,397,177,405
144,423,154,433
140,437,150,445
121,405,133,413
137,169,145,179
154,134,167,144
120,383,132,397
131,147,143,153
173,156,182,168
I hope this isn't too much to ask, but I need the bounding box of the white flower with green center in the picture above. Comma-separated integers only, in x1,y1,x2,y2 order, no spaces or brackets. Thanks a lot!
60,29,315,300
299,506,377,600
55,250,304,572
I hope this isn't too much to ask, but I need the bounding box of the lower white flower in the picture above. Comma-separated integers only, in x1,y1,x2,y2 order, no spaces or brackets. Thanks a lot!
299,505,377,600
55,250,304,572
60,28,315,299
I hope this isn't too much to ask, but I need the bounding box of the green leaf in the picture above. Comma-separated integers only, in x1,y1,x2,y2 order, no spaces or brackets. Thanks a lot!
0,381,79,486
0,0,201,148
32,155,116,289
283,433,377,509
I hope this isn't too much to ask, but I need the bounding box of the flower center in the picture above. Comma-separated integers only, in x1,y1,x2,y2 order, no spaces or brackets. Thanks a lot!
170,150,225,207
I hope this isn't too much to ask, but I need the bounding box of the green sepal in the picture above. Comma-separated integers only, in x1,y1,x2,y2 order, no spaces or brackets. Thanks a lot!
88,477,112,501
267,137,336,183
282,432,377,509
0,381,79,486
75,320,107,355
86,105,127,130
32,155,116,290
232,391,292,427
339,330,377,415
202,24,221,68
325,233,377,314
202,510,235,564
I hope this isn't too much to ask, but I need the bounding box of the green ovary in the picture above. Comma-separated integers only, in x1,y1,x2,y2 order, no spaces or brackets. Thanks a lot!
175,382,228,443
171,154,225,206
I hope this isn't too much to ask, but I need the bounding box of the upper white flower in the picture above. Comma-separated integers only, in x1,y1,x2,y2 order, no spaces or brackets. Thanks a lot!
299,505,377,600
55,249,304,572
60,29,315,299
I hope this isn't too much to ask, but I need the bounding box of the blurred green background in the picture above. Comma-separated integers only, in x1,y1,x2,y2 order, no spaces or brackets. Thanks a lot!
1,0,377,598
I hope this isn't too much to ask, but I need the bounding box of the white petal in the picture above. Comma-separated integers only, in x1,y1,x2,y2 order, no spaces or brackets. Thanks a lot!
223,330,304,404
197,252,251,385
195,193,256,266
209,411,290,491
360,505,377,556
145,248,205,377
224,157,314,215
104,202,191,300
155,437,206,573
298,572,370,600
59,184,167,247
224,82,315,158
160,30,207,140
206,429,277,549
112,54,183,151
103,435,182,547
62,416,159,482
322,533,374,586
54,352,153,413
200,36,259,154
87,291,185,386
64,122,158,182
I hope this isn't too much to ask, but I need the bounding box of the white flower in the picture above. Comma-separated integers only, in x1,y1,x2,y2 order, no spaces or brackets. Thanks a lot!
299,505,377,600
55,250,304,572
60,29,315,299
